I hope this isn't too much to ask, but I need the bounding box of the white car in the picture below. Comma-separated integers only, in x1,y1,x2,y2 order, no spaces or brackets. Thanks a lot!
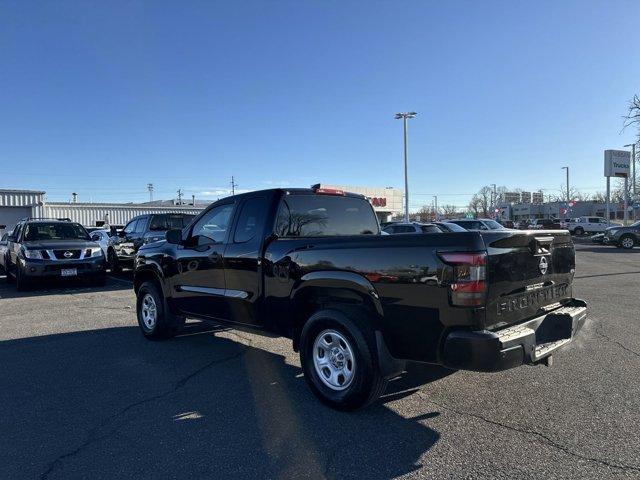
88,229,117,270
0,232,9,273
568,217,622,235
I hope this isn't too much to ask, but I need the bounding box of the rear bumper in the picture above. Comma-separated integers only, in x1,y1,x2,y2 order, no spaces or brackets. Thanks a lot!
442,299,587,372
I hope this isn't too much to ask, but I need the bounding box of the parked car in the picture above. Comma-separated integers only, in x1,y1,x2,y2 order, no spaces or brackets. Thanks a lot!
515,219,532,230
0,231,10,273
433,221,468,232
381,222,442,234
133,187,586,410
88,229,117,269
530,218,563,230
3,218,106,290
499,220,515,229
112,213,195,271
603,221,640,249
448,218,506,231
567,217,622,235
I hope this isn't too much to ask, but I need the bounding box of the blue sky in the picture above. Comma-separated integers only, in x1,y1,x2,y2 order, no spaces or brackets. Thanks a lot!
1,1,639,209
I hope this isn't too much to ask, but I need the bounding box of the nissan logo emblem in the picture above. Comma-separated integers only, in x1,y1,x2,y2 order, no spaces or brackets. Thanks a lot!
64,251,73,258
539,256,549,275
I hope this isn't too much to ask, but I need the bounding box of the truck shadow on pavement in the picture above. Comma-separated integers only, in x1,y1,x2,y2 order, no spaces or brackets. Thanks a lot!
0,325,446,480
0,274,131,299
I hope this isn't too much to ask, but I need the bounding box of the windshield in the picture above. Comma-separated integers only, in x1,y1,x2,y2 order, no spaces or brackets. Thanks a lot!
23,222,89,241
484,220,505,230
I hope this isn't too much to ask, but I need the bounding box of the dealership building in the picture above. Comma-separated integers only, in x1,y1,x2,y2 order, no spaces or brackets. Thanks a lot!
320,184,404,222
0,189,203,233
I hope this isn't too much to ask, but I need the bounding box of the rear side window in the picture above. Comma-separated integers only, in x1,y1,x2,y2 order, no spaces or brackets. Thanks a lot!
393,225,416,233
275,195,379,237
420,225,441,233
150,214,194,231
234,197,268,243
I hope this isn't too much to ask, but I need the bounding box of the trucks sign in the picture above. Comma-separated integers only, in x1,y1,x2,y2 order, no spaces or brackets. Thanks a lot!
604,150,631,178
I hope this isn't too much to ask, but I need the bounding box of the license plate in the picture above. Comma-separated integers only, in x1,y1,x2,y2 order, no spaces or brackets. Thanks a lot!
61,268,77,277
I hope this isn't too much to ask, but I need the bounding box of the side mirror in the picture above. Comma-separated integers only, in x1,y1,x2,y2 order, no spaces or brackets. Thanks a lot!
166,229,182,245
91,234,100,242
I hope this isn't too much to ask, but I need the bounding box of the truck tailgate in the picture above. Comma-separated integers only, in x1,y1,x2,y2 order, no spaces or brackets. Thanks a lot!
482,230,575,330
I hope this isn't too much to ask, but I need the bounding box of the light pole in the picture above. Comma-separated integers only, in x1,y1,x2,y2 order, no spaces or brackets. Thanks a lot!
561,166,569,220
624,143,637,197
395,112,417,222
433,195,438,221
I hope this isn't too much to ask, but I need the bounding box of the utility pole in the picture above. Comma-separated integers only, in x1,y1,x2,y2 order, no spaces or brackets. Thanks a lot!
230,176,237,196
177,189,183,205
394,112,417,222
147,183,154,202
561,166,569,220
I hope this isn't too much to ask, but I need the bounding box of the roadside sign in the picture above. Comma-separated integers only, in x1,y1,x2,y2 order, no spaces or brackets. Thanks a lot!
465,212,474,218
604,150,631,177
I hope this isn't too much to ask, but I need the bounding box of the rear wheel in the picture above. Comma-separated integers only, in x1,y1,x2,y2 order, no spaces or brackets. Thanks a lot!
300,308,387,411
620,235,635,249
108,249,120,273
137,281,185,340
574,227,584,236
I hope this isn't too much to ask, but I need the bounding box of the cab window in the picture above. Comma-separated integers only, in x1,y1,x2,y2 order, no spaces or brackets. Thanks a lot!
134,217,147,233
192,203,235,244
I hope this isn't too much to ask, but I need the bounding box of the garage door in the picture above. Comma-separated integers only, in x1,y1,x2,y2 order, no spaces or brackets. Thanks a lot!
0,207,31,233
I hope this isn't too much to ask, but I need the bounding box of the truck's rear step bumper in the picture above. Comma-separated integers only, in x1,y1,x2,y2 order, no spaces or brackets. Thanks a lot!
442,299,587,372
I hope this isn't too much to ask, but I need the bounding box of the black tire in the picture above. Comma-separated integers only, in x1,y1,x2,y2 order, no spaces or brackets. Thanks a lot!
15,267,31,292
574,227,584,236
136,281,185,340
300,308,387,411
620,235,635,250
108,249,120,273
6,264,15,283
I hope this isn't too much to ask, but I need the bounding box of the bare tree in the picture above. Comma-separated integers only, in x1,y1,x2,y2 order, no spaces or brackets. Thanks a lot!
468,186,492,217
441,204,458,218
623,94,640,133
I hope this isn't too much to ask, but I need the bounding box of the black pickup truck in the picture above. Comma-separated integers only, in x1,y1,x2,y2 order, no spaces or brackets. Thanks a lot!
133,187,586,410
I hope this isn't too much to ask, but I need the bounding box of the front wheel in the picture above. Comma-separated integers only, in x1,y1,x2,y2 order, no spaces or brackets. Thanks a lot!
15,267,31,292
300,309,387,411
620,235,635,249
137,282,185,340
574,227,584,236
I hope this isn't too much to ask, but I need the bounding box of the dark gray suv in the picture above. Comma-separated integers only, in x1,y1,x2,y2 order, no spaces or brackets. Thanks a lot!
603,221,640,249
4,218,106,290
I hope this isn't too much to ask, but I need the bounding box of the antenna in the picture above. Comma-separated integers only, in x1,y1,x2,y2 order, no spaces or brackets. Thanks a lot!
177,189,183,205
147,183,154,202
230,176,237,196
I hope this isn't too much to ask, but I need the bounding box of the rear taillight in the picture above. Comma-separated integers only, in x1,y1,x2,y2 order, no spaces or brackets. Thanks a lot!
439,252,487,307
311,183,345,196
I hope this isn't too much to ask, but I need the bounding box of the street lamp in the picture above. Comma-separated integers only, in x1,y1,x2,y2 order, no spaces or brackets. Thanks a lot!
624,143,637,197
561,166,569,220
395,112,417,222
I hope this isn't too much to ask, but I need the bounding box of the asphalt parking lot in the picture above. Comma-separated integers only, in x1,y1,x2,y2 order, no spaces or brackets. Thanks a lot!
1,245,639,479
